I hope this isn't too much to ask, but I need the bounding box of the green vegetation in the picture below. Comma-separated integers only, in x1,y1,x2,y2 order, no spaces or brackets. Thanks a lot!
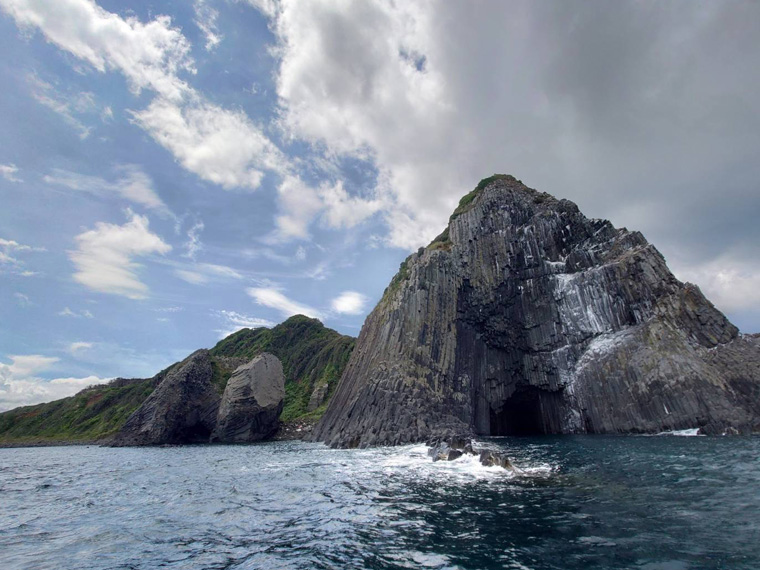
427,174,516,251
379,254,413,304
0,315,356,444
210,315,355,422
0,376,159,444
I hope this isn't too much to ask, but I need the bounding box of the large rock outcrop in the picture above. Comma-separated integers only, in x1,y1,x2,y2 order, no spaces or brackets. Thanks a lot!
312,175,760,448
112,350,219,446
211,353,285,443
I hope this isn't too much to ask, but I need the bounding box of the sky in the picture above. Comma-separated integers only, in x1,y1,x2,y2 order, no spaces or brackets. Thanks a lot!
1,0,759,412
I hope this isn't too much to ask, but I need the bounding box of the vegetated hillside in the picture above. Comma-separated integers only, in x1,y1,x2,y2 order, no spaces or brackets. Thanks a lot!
0,376,161,444
0,315,355,445
210,315,356,421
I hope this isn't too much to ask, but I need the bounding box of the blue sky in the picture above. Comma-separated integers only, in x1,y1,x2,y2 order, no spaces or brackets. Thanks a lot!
1,0,759,411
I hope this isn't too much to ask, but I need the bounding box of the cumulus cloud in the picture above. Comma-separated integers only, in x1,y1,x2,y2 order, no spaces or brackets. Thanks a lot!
69,212,171,299
256,0,760,265
331,291,368,315
0,163,22,182
44,165,170,214
131,97,286,190
0,354,106,412
1,0,288,191
247,286,322,319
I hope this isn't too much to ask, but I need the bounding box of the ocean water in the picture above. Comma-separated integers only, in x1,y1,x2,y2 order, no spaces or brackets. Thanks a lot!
1,436,758,570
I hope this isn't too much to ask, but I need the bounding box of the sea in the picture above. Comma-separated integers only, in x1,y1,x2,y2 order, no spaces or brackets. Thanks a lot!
1,434,758,570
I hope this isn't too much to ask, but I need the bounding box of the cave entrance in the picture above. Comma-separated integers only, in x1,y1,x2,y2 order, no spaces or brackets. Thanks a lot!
489,386,548,436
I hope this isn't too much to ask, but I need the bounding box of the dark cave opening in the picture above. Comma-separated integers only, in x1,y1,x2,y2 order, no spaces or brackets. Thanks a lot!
489,386,548,436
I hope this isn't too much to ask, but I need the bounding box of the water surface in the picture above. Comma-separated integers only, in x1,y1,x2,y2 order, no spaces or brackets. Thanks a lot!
1,435,758,569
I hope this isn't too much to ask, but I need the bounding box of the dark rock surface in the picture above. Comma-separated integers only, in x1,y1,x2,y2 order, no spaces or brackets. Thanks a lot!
211,353,285,443
312,175,760,448
112,350,219,446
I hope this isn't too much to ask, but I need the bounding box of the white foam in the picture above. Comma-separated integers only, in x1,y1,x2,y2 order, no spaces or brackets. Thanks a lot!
655,428,703,437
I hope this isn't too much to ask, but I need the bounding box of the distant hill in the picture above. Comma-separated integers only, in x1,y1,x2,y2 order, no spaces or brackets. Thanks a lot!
0,315,355,445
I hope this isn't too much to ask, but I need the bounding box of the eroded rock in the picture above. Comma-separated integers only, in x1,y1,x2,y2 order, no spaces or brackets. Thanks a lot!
211,353,285,443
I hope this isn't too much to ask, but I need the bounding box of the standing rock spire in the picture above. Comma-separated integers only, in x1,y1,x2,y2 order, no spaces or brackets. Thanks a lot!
311,175,760,448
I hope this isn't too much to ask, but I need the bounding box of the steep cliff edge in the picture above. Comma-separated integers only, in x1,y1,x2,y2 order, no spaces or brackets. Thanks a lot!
312,175,760,447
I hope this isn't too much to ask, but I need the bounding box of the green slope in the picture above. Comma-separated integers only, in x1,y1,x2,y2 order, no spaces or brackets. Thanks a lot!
210,315,356,421
0,315,355,444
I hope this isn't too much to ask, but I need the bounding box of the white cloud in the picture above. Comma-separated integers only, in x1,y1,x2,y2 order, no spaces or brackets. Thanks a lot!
44,165,170,214
68,341,93,355
331,290,368,315
14,292,31,307
0,354,106,412
247,286,323,319
213,309,275,338
131,97,286,190
0,237,45,275
194,0,222,51
183,220,204,259
0,163,21,182
174,262,242,285
58,306,94,318
2,0,288,191
27,73,98,138
0,0,195,100
672,255,760,314
69,212,171,299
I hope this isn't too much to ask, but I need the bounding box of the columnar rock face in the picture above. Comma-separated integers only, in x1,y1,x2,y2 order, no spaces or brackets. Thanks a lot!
312,175,760,448
211,353,285,443
113,350,219,446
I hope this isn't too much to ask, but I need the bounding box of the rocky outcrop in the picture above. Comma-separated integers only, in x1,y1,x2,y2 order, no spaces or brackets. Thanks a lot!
307,383,329,412
312,175,760,448
211,353,285,443
112,350,219,446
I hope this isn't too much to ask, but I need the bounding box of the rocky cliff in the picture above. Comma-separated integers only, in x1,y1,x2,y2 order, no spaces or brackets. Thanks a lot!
0,317,355,446
112,350,220,446
312,175,760,447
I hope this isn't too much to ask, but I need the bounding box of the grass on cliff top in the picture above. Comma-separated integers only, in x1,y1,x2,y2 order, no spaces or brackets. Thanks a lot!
211,315,355,422
426,174,517,251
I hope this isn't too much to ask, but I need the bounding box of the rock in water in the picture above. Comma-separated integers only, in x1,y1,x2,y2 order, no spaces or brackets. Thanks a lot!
312,175,760,448
112,350,219,446
211,353,285,443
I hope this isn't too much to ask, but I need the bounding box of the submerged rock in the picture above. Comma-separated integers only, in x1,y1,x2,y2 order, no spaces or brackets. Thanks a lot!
312,175,760,448
112,350,219,446
211,353,285,443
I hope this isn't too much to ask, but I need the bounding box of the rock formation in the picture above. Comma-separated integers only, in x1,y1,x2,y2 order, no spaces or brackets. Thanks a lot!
312,175,760,448
112,350,219,446
211,353,285,443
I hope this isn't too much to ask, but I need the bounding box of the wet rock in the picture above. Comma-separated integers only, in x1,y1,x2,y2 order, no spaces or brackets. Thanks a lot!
312,175,760,448
479,451,515,471
211,353,285,443
113,350,219,446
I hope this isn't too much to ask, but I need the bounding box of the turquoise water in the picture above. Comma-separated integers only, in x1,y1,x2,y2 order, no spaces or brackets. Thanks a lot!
1,436,758,569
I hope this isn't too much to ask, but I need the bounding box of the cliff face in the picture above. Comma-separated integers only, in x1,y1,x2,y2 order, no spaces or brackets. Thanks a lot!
112,350,220,446
312,175,760,447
